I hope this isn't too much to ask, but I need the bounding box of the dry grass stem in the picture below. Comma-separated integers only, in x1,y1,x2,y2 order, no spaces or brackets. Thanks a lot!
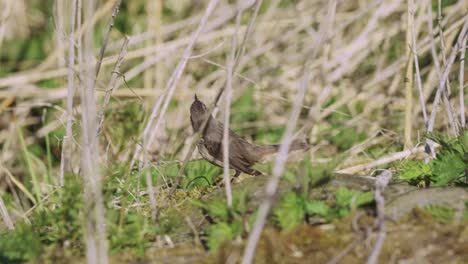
242,64,310,264
0,194,14,230
459,33,467,128
337,146,425,174
97,36,130,132
53,0,66,68
427,18,468,132
95,0,122,78
404,0,414,149
366,170,392,264
80,0,108,263
60,0,78,186
409,0,428,124
222,21,239,208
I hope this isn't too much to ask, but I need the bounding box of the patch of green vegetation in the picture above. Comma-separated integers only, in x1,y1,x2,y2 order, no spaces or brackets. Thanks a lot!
321,100,367,151
231,87,259,126
274,186,373,230
255,127,285,145
108,210,159,256
397,160,432,185
0,222,42,263
423,205,455,223
387,34,404,62
329,126,367,151
143,159,221,189
104,101,144,152
0,172,186,262
0,176,82,263
274,157,373,230
431,0,458,13
182,160,222,188
192,191,253,251
396,130,468,186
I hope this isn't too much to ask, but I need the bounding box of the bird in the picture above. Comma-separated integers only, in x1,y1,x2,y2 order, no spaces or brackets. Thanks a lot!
190,94,309,179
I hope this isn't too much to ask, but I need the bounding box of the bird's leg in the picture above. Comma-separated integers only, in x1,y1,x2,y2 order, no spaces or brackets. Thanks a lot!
231,170,241,183
216,170,241,187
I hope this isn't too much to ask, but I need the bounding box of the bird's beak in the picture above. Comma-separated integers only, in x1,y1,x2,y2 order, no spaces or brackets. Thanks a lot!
194,94,199,101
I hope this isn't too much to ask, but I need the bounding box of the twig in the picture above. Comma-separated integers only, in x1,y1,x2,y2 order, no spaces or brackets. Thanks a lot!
222,15,240,208
409,0,428,124
460,32,467,128
80,0,108,263
144,150,158,222
233,0,263,70
427,17,468,132
97,36,130,132
366,170,392,264
60,0,78,186
404,0,414,149
429,1,459,135
242,62,309,264
0,194,14,230
0,0,12,51
53,0,66,68
95,0,122,78
336,145,425,174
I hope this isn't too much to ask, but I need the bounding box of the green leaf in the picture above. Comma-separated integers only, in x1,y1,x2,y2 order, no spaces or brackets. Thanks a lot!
305,200,330,217
336,187,354,208
397,160,432,183
431,152,465,186
205,222,240,251
274,192,305,230
336,187,373,210
192,199,230,221
354,191,374,208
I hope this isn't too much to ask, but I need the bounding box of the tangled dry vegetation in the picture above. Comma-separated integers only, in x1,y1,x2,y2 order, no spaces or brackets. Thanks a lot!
0,0,467,263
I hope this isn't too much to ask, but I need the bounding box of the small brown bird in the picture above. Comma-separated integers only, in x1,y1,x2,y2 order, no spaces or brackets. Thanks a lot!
190,94,309,178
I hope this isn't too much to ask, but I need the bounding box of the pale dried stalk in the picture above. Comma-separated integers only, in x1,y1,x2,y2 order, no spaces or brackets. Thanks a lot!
53,0,66,68
432,0,459,135
222,19,239,208
409,0,428,124
0,0,13,50
59,0,77,186
143,0,162,90
130,0,221,170
80,0,108,263
233,0,263,70
404,0,414,149
459,34,467,128
242,67,309,264
366,170,392,264
0,194,14,230
97,36,130,132
144,143,158,222
95,0,122,78
36,0,117,73
427,18,468,132
337,146,425,174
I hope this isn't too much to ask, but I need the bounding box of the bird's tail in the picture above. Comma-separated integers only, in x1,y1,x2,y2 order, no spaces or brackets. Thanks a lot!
256,139,309,156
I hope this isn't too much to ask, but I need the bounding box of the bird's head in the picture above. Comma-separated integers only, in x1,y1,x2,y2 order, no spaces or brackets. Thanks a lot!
190,94,209,132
